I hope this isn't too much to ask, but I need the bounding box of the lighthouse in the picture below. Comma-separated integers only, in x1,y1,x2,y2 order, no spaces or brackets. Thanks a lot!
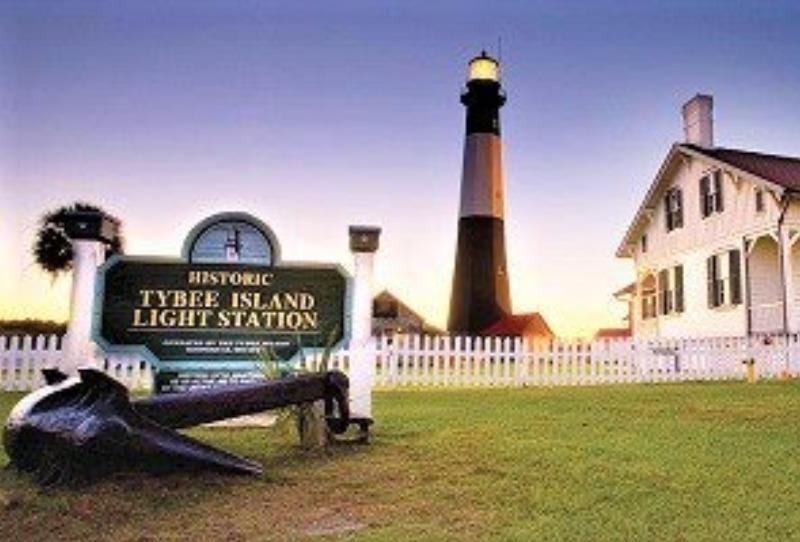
448,51,511,334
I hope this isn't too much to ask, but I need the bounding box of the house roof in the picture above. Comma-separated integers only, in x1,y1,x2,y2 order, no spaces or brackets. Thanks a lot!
373,290,443,334
616,143,800,258
683,144,800,191
374,290,424,319
613,282,636,299
593,327,631,339
481,313,553,338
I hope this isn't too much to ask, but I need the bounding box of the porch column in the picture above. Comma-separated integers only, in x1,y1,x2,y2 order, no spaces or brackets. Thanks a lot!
742,235,752,336
782,228,799,333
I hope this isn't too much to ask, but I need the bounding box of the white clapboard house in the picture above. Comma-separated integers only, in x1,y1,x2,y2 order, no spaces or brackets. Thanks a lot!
616,94,800,338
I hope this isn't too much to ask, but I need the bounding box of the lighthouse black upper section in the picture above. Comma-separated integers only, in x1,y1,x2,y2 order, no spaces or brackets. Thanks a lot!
461,80,506,136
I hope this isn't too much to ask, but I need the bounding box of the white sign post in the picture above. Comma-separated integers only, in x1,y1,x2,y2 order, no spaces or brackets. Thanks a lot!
348,226,381,421
61,211,118,373
62,239,105,373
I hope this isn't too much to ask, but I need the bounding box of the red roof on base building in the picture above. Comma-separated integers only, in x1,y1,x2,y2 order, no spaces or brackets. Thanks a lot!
481,313,553,338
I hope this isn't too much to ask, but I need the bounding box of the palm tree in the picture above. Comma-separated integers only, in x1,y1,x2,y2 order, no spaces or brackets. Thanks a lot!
32,202,124,276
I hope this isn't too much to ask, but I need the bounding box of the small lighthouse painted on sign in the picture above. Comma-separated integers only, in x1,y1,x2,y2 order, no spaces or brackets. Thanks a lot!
448,51,511,334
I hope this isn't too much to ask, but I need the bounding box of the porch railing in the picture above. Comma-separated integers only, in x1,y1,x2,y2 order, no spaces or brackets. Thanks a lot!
750,301,784,334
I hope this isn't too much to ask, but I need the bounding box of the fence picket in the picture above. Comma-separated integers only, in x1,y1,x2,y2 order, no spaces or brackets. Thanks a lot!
515,338,525,386
6,336,19,391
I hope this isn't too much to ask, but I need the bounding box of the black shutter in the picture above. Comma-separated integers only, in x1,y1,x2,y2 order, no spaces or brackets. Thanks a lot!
729,249,742,305
675,189,683,228
659,269,669,315
707,255,717,308
700,176,710,217
714,170,724,212
675,265,684,313
664,193,672,231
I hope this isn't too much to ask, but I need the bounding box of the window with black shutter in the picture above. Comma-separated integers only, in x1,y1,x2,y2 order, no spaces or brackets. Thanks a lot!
716,258,726,306
674,265,684,313
729,249,742,305
707,255,719,308
707,250,741,309
713,170,724,212
700,176,711,218
658,269,670,315
664,194,671,230
641,275,657,320
702,171,724,218
665,188,683,232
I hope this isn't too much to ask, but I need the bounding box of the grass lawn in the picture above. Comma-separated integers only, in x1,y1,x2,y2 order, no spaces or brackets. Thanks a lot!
2,381,800,541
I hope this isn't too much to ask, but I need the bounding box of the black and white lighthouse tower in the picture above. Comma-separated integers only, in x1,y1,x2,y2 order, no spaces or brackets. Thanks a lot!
448,51,511,334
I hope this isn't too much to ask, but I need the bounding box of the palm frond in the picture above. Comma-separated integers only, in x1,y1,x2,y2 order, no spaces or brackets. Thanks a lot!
31,202,124,277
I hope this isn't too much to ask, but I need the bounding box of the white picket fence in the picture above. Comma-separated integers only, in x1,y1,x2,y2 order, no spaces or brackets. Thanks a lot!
0,335,154,392
3,333,800,392
306,334,800,387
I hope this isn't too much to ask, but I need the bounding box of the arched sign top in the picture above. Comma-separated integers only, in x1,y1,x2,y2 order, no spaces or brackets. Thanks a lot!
182,212,282,266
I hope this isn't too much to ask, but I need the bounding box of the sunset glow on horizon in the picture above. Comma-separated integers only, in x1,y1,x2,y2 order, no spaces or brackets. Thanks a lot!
2,1,800,337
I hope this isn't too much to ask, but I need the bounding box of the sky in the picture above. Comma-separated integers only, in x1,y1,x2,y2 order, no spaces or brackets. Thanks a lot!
1,1,800,337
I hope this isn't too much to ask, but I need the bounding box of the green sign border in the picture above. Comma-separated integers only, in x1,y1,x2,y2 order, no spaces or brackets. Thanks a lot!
91,255,353,374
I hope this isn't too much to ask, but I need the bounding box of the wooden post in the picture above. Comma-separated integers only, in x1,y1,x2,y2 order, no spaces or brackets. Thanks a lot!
744,358,757,384
297,401,329,450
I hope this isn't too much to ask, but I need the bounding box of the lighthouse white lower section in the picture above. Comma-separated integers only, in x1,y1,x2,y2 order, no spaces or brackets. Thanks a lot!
459,133,505,218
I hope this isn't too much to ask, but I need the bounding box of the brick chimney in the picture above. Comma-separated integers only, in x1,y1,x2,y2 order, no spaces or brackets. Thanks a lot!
682,94,713,148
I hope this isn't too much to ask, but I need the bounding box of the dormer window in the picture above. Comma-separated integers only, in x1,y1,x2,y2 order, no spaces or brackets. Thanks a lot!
664,188,683,231
700,170,724,218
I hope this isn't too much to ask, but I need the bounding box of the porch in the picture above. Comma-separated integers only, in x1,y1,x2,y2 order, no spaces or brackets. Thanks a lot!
746,229,800,334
